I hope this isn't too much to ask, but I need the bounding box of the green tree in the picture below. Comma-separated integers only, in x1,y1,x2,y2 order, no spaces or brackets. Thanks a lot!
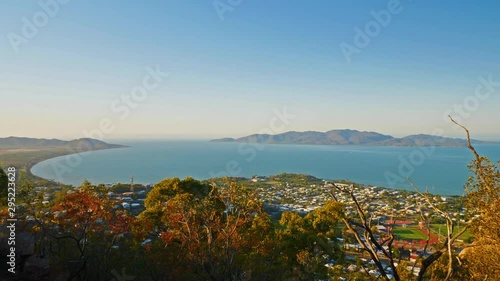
275,203,344,280
136,177,279,280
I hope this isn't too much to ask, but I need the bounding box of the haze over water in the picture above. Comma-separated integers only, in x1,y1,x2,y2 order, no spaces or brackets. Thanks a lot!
31,140,500,195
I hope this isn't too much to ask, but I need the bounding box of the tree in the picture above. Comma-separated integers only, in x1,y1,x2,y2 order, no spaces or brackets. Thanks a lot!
449,117,500,280
136,177,346,280
136,177,213,235
276,202,344,280
36,182,134,280
137,177,277,280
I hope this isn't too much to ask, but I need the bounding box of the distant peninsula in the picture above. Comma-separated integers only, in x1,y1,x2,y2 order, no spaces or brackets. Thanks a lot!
0,136,125,150
0,137,127,185
211,129,490,147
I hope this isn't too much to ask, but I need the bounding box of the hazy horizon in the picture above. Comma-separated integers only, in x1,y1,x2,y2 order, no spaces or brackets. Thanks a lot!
2,128,500,143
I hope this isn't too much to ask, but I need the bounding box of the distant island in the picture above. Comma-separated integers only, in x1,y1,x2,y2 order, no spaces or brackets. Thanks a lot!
0,137,126,185
212,129,491,147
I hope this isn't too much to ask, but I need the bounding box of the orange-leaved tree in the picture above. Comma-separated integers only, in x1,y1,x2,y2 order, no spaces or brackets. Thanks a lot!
37,181,134,280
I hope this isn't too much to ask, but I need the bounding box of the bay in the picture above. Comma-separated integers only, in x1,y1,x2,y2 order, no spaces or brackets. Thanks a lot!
31,140,500,195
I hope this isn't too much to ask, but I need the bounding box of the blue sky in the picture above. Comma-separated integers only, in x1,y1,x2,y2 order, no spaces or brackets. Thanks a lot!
1,0,499,140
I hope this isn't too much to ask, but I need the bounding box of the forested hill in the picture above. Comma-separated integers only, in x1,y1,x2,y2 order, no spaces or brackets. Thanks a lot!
212,129,490,147
0,136,125,149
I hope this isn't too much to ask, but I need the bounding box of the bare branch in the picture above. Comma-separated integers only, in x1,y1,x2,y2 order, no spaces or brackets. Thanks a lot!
448,115,490,190
332,183,399,281
407,177,478,281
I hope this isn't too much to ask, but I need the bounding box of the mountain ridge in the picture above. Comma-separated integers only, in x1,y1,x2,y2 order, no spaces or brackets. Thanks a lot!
0,136,126,149
211,129,491,147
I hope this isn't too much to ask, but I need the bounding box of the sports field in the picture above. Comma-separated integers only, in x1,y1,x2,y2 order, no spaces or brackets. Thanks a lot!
393,227,429,240
430,224,473,241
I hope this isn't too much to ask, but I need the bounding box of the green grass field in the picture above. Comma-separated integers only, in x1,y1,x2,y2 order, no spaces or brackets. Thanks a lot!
430,224,473,241
393,227,428,240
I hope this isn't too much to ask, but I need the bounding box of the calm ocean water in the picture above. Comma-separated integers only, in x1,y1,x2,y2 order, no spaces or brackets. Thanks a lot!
31,140,500,195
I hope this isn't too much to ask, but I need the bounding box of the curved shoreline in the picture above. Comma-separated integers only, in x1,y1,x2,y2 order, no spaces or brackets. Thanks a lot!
15,146,128,186
24,141,496,195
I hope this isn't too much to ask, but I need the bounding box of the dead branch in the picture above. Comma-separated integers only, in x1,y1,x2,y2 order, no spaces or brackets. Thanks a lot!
448,115,490,190
330,184,399,281
408,178,477,281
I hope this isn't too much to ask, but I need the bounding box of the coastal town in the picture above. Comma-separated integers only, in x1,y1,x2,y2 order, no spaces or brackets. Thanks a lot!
222,174,473,278
22,173,473,279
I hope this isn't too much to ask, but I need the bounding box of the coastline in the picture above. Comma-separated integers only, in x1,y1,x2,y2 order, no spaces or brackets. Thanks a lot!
0,146,128,186
25,140,489,195
25,140,498,195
